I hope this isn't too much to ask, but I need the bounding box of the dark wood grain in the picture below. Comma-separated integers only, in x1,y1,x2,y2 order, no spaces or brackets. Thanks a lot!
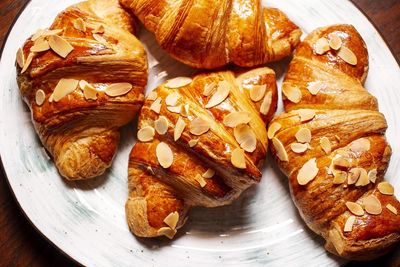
0,0,399,266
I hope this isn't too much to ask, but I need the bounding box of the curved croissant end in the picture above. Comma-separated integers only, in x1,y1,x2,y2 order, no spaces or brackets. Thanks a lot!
268,24,400,260
120,0,301,69
16,0,148,180
126,67,278,238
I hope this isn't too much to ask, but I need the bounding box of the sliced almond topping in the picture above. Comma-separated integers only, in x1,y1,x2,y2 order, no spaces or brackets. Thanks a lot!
16,48,25,68
205,81,230,108
314,37,330,55
386,204,398,215
223,111,251,128
250,84,266,102
32,29,62,41
31,29,45,41
368,169,378,183
363,195,382,215
188,139,199,147
355,168,369,186
295,128,312,143
156,142,173,168
157,227,176,239
147,91,158,101
163,211,179,229
282,85,302,103
234,124,257,153
298,109,316,122
93,24,105,34
93,33,107,43
165,77,192,88
348,168,361,185
167,105,182,114
73,18,86,32
290,143,308,153
155,116,169,135
166,93,180,106
174,117,186,141
30,39,50,52
195,174,207,187
268,122,281,139
203,82,216,96
320,137,332,154
190,117,210,135
48,93,54,103
150,97,162,114
137,126,155,142
338,46,357,65
48,35,74,58
53,78,79,102
344,215,356,232
334,157,350,169
349,138,370,153
307,81,325,95
329,34,342,50
332,170,347,184
297,158,319,185
105,83,132,97
346,202,365,216
272,137,288,162
202,169,215,178
260,91,272,115
35,89,45,106
181,104,190,117
83,86,97,100
21,52,34,73
79,80,92,90
231,148,246,169
377,182,394,195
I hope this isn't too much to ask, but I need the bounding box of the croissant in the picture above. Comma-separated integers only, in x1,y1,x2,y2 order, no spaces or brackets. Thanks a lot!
268,24,400,260
126,67,278,238
120,0,301,69
15,0,148,180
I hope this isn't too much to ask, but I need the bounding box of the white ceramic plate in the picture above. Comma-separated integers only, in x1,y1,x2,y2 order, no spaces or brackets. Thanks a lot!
0,0,399,266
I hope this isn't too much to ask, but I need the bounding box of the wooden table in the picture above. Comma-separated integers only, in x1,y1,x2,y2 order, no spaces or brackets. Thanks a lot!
0,1,399,266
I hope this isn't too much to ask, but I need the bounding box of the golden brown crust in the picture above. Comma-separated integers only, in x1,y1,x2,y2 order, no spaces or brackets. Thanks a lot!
268,24,400,260
120,0,301,69
126,67,277,238
16,0,148,180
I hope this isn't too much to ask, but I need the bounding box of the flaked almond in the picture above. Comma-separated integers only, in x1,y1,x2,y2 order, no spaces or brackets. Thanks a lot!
329,34,342,50
73,18,86,32
377,182,394,195
355,168,369,186
48,35,74,58
205,81,230,108
282,85,302,103
83,86,97,100
272,137,288,162
181,104,190,117
105,83,132,97
155,116,169,135
21,52,34,73
137,126,155,142
32,28,62,41
195,174,207,187
334,157,350,169
202,169,215,178
320,137,332,154
290,142,308,153
16,48,25,68
189,139,198,147
53,78,79,102
174,117,186,141
314,37,330,55
163,212,179,229
344,215,356,232
338,46,357,65
35,89,45,106
150,97,162,113
203,82,216,96
386,204,398,215
93,24,105,34
234,124,257,153
268,122,281,139
93,33,106,43
363,195,382,215
346,201,364,216
368,169,378,183
156,142,173,168
167,105,182,114
349,138,370,153
165,77,192,88
79,80,93,90
223,111,251,128
348,168,361,185
295,128,312,143
260,91,272,115
297,158,319,185
298,109,315,122
157,227,176,239
231,147,246,169
307,81,325,95
147,91,158,101
250,84,266,102
30,39,50,52
166,93,180,106
332,170,347,184
48,94,54,103
190,117,210,135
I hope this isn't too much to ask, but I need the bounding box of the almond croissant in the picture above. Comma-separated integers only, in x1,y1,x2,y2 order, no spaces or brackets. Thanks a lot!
16,0,148,180
126,67,277,238
268,24,400,260
120,0,301,69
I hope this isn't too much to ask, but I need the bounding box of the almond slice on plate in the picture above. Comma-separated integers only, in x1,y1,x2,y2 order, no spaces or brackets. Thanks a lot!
53,78,79,102
167,105,182,114
268,122,281,139
282,85,302,103
21,52,34,73
295,128,312,143
165,77,192,88
30,39,50,52
156,142,173,168
202,169,215,178
349,138,370,153
166,93,180,106
35,89,46,106
386,204,398,215
157,227,176,239
291,143,308,153
377,182,394,195
298,109,315,122
329,33,342,50
272,137,288,162
332,170,347,184
223,111,251,128
16,48,25,68
73,18,86,32
203,82,216,96
147,91,158,101
307,81,325,95
345,201,364,216
338,46,357,65
320,137,332,154
344,215,356,232
314,37,330,55
105,83,132,97
368,169,378,183
155,116,169,135
189,139,198,147
260,91,272,115
137,126,155,142
48,35,74,58
195,174,207,187
363,195,382,215
174,117,186,141
250,84,266,102
355,168,369,186
297,158,319,185
150,97,162,114
231,147,246,169
234,124,257,153
205,81,230,108
163,212,179,230
190,117,210,135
